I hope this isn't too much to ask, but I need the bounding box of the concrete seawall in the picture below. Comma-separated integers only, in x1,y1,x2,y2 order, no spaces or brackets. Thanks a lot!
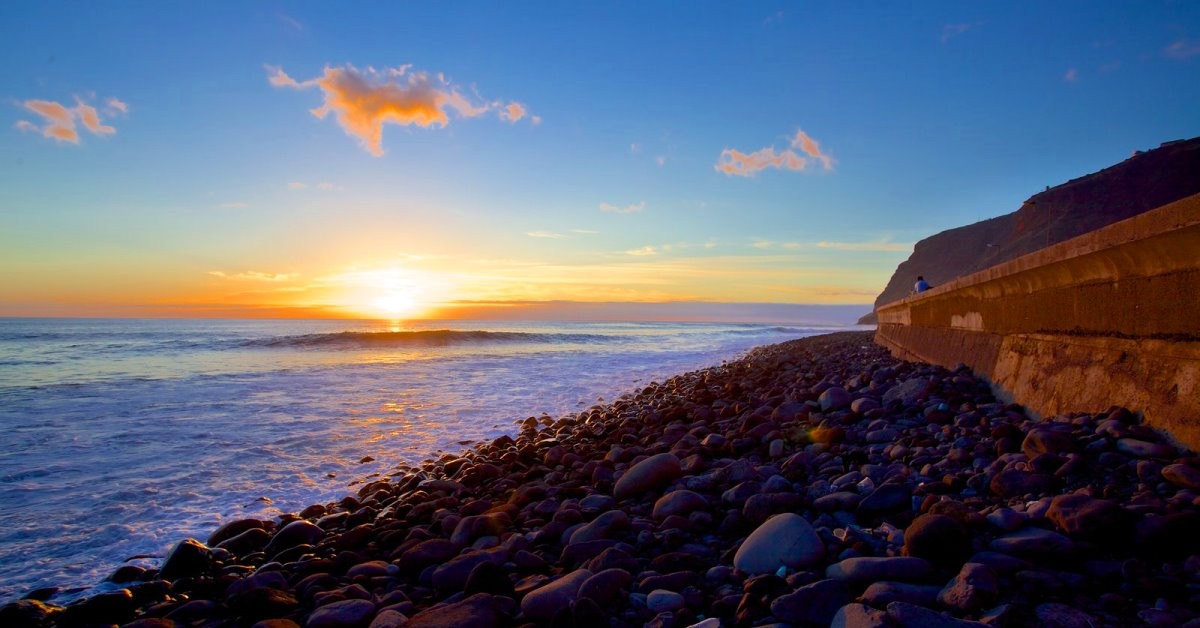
875,193,1200,449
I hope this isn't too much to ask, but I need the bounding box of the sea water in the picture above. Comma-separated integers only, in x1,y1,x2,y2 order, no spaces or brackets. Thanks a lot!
0,317,852,602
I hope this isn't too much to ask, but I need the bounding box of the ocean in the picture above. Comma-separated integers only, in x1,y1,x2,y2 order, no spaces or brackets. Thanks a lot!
0,317,855,603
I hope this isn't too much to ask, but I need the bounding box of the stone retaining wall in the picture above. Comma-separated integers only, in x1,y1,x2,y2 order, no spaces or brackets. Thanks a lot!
875,193,1200,449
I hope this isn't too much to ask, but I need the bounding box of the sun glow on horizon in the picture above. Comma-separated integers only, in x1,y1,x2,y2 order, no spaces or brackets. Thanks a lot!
326,266,451,320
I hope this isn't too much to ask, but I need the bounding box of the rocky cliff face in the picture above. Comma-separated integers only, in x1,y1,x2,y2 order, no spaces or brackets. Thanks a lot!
860,137,1200,324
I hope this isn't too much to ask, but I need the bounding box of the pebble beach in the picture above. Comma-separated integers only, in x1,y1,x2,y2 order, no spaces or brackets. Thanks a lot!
7,330,1200,627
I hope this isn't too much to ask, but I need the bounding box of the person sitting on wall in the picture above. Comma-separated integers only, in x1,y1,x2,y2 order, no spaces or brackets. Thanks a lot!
913,275,931,293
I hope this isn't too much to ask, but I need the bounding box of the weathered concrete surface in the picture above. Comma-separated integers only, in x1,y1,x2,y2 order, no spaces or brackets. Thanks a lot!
876,193,1200,449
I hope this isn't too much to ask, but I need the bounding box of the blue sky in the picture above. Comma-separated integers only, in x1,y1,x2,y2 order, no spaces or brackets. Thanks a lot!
1,1,1197,318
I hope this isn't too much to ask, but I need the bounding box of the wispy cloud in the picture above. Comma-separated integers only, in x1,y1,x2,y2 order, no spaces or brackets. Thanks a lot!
790,129,834,171
655,155,667,166
218,201,250,209
287,180,339,191
1064,68,1079,83
1164,39,1200,59
571,229,600,235
715,147,805,176
600,201,646,214
527,230,566,239
941,23,974,43
717,128,834,177
764,11,784,27
104,97,129,115
277,12,304,33
15,95,125,145
267,63,535,156
208,270,297,281
625,246,658,256
816,240,912,252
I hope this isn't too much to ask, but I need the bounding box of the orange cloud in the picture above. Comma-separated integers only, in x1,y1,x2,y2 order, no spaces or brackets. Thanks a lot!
267,64,534,156
75,99,116,135
17,96,123,144
23,100,78,143
717,129,835,177
500,101,527,123
790,130,833,171
208,270,297,282
715,147,806,177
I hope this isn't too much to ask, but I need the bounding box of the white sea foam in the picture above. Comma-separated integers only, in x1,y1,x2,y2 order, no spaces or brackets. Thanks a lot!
0,318,857,602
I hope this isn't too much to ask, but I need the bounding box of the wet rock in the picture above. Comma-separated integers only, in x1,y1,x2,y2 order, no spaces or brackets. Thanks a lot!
159,538,211,581
826,557,934,583
264,520,324,555
613,453,682,500
217,526,271,555
306,599,376,628
406,593,508,628
520,568,592,621
60,589,137,625
733,513,825,574
769,578,851,626
938,563,999,612
207,518,269,546
904,513,970,565
0,599,61,627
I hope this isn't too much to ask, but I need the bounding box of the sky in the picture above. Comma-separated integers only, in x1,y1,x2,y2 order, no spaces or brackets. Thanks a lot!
1,1,1198,320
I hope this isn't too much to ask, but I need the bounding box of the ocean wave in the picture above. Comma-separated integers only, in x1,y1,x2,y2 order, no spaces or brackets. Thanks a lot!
243,329,614,349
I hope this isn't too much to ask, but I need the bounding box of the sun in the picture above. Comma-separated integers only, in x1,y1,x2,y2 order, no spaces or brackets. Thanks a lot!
371,291,419,318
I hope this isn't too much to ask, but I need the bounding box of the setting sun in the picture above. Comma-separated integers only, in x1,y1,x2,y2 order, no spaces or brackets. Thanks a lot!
371,291,419,318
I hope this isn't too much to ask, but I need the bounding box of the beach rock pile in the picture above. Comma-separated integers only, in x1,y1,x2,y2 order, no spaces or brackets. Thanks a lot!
7,331,1200,627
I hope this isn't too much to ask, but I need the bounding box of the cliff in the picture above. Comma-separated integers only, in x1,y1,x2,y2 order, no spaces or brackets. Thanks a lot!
859,136,1200,324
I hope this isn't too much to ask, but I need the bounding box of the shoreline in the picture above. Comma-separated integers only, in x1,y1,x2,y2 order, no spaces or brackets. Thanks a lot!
6,330,1200,627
